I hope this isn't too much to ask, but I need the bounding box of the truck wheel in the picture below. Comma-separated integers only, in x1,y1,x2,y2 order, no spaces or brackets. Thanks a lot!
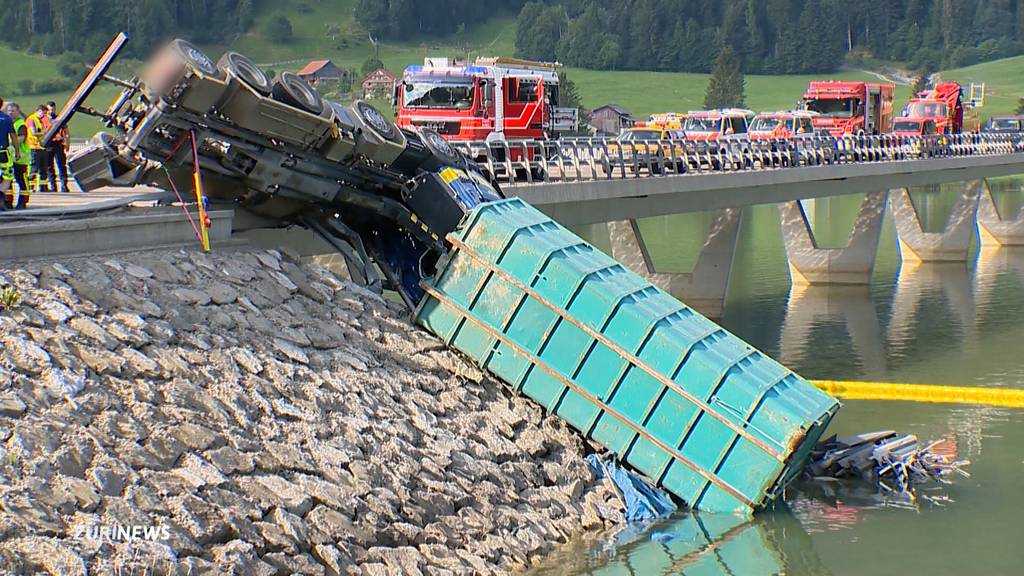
219,51,271,95
271,72,324,115
419,128,463,167
169,39,219,77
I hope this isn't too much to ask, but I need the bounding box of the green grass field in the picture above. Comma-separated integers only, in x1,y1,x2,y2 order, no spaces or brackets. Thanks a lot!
944,55,1024,119
226,0,517,73
564,68,916,119
2,8,1022,137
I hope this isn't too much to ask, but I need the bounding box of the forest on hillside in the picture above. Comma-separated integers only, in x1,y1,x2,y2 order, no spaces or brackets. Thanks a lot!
353,0,528,39
0,0,255,57
516,0,1024,74
3,0,1024,77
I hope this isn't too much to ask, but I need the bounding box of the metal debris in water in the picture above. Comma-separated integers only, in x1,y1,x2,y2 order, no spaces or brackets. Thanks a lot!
806,430,971,494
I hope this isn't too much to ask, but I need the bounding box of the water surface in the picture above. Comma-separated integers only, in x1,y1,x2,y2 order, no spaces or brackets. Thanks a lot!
542,182,1024,575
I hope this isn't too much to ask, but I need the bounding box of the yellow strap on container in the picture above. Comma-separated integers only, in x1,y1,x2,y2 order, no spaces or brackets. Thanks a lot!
190,130,211,252
193,171,210,252
812,380,1024,409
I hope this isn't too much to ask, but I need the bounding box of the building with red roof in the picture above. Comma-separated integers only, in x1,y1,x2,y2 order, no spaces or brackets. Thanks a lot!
296,59,350,86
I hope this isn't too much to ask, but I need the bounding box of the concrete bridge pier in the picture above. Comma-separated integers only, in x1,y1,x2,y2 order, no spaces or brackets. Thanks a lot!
607,208,742,319
778,191,888,285
977,179,1024,247
890,182,981,264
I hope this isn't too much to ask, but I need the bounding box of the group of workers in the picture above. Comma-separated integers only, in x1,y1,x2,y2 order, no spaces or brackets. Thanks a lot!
0,96,71,210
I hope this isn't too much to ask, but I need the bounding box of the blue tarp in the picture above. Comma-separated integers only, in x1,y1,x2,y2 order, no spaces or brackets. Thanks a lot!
586,454,677,523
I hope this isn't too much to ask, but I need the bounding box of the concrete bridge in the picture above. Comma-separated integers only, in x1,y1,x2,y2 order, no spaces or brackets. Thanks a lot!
458,135,1024,319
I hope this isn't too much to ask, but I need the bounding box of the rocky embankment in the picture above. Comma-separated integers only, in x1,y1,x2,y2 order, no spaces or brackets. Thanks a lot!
0,248,625,575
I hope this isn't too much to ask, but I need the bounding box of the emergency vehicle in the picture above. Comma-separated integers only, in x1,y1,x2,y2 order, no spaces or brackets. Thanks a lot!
747,111,816,139
645,112,687,129
681,109,753,141
394,57,578,143
802,81,895,135
898,81,983,134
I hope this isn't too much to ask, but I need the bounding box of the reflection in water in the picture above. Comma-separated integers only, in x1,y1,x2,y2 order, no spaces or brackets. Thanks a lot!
789,477,953,524
887,262,976,362
530,511,830,576
945,404,1014,459
780,285,886,379
974,247,1024,324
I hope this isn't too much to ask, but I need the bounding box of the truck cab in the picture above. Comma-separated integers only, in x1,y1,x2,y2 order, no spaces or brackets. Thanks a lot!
802,81,894,136
898,82,980,134
900,99,953,134
983,115,1023,133
748,112,815,140
890,117,938,137
682,109,752,141
395,57,578,143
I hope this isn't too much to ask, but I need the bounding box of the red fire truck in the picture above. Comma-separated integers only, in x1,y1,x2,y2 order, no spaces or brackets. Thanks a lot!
898,81,982,134
394,57,578,143
802,81,895,136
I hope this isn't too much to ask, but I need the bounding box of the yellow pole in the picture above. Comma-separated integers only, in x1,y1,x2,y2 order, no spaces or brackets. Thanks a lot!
192,170,210,252
812,380,1024,409
189,130,211,252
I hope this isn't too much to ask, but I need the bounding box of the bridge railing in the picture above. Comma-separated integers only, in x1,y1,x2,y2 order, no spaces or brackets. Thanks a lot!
454,133,1024,186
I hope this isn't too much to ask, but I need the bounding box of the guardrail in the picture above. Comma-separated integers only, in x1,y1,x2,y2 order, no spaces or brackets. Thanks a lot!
455,133,1024,186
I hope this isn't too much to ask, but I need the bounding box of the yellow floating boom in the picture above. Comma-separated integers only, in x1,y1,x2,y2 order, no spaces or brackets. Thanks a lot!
812,380,1024,409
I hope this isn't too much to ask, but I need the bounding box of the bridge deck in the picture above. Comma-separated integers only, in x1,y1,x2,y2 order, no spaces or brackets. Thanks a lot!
511,153,1024,226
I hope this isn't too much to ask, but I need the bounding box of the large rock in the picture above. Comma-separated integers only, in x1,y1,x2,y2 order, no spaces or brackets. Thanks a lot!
237,475,313,516
0,393,26,417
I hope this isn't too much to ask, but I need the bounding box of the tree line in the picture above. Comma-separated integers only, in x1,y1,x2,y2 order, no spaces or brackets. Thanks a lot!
354,0,529,40
516,0,1024,74
0,0,255,58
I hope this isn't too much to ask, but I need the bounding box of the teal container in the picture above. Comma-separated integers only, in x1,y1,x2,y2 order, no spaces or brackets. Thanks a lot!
415,198,840,515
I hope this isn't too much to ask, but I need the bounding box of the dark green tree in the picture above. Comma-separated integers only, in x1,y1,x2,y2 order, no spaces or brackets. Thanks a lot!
557,71,584,111
703,46,745,109
515,2,566,61
556,4,620,70
912,67,933,95
1014,96,1024,114
265,14,293,43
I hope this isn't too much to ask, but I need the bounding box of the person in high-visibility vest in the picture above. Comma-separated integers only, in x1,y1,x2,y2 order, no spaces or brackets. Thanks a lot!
3,102,31,207
25,103,50,193
0,96,24,210
45,101,69,193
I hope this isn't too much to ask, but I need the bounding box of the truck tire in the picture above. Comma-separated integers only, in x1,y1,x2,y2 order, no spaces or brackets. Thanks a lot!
169,39,219,77
354,101,401,143
271,72,324,115
419,128,463,167
218,51,271,95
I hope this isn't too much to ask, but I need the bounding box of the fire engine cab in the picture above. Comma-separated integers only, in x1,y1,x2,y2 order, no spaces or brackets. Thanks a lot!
394,57,578,143
898,81,983,134
802,81,894,136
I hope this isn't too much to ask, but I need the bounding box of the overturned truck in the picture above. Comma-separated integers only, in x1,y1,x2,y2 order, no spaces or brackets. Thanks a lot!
54,35,840,516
